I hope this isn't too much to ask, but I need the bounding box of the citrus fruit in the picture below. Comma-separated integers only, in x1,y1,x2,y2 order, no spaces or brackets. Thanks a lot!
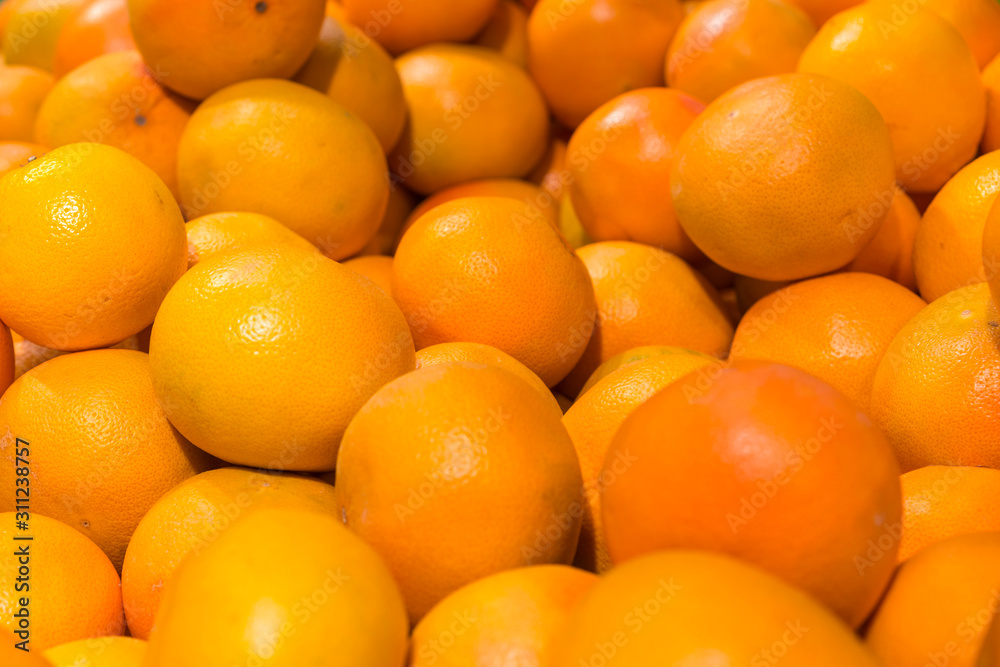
43,637,145,667
671,73,896,281
0,321,11,396
576,344,699,397
341,254,392,294
149,244,415,471
984,54,1000,154
0,626,51,665
0,65,52,141
923,0,1000,69
474,0,528,68
185,211,316,267
846,186,921,291
785,0,860,25
528,134,568,202
11,331,141,380
341,0,498,55
0,141,45,176
365,185,415,256
403,178,559,234
335,362,584,622
51,0,135,79
0,143,187,350
2,0,87,71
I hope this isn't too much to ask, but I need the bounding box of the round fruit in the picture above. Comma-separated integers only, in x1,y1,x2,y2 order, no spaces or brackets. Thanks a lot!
0,143,187,350
528,134,568,202
43,637,145,667
390,44,548,195
403,178,559,233
923,0,1000,69
149,244,415,471
121,467,339,639
576,344,698,397
2,0,87,71
11,331,141,380
846,187,921,291
0,65,52,141
556,551,882,666
341,0,498,55
127,0,325,100
0,626,51,666
0,141,46,176
411,565,597,667
870,282,1000,471
730,272,926,411
984,54,1000,154
52,0,135,78
0,322,11,397
602,361,902,627
566,88,705,260
670,73,896,281
185,211,316,267
335,362,584,622
367,185,416,256
178,79,387,260
784,0,860,25
798,2,985,193
392,197,596,387
341,254,393,295
558,241,733,397
0,513,124,650
474,0,529,68
144,508,408,667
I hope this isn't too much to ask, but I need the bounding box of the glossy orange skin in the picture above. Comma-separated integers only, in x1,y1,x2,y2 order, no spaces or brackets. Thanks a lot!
342,254,392,295
390,44,549,195
528,0,684,128
602,361,902,627
666,0,815,104
52,0,134,78
567,88,704,261
0,65,52,141
0,140,45,176
784,0,859,25
2,0,88,71
799,2,985,193
474,0,528,68
986,192,1000,308
185,211,316,267
403,178,559,235
924,0,1000,69
127,0,325,100
984,54,1000,153
846,187,921,291
43,637,145,666
342,0,498,55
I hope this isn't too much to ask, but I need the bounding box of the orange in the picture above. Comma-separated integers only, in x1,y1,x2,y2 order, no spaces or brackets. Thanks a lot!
121,467,339,640
0,65,52,141
784,0,859,25
127,0,324,100
34,50,195,199
562,349,716,572
866,532,1000,667
293,13,405,153
0,140,45,176
390,44,549,195
986,54,1000,154
986,194,1000,307
602,361,902,627
474,0,528,68
144,508,408,667
411,565,597,667
402,178,559,234
43,637,145,667
341,254,392,294
556,551,882,666
528,134,568,202
12,331,140,380
576,344,699,397
364,185,415,256
335,362,584,622
414,341,561,418
566,88,705,261
730,272,927,411
0,350,217,569
558,241,733,397
924,0,1000,69
0,143,186,350
0,627,52,665
916,151,1000,303
799,2,985,193
149,244,414,471
981,615,1000,667
0,0,21,44
900,466,1000,564
671,73,896,281
666,0,816,104
392,197,596,387
527,0,684,128
0,321,11,396
846,186,921,291
0,513,125,650
185,211,316,267
341,0,497,55
556,192,592,250
871,282,1000,471
51,0,134,79
2,0,87,71
178,79,387,260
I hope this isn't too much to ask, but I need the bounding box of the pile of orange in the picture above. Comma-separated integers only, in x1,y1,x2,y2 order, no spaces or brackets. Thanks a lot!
3,0,1000,664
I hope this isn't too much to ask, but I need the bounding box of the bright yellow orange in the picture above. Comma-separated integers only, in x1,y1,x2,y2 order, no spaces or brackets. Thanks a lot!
0,513,124,650
145,508,408,667
0,65,52,141
474,0,528,68
342,254,392,294
562,349,716,572
35,50,194,199
121,467,339,640
558,241,733,397
0,626,52,666
924,0,1000,69
916,151,1000,302
390,44,549,195
602,361,902,627
293,13,405,153
185,211,316,267
576,344,697,397
527,0,684,127
392,197,596,387
556,551,882,666
403,178,558,234
871,283,1000,471
671,73,896,281
666,0,815,104
556,191,592,250
846,187,921,291
0,143,187,350
127,0,325,100
43,637,145,667
2,0,87,71
566,88,705,261
411,566,597,667
341,0,497,55
799,2,985,193
52,0,134,79
866,532,1000,667
784,0,859,25
0,140,45,176
178,79,387,260
730,272,926,411
336,362,584,623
